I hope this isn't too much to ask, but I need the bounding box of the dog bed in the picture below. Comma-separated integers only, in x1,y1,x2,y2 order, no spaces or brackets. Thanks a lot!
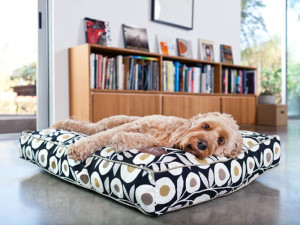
19,129,280,216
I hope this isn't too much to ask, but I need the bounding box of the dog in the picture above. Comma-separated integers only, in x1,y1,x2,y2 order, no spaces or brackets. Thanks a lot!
51,112,243,161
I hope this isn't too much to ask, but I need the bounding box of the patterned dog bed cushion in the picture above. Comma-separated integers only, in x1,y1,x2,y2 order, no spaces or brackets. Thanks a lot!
19,129,280,216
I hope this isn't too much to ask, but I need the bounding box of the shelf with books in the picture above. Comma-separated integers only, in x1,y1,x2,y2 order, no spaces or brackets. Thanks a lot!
221,66,256,95
69,43,257,124
160,55,222,94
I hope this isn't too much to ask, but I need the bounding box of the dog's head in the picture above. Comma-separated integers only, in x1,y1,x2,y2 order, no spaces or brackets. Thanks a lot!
174,112,242,159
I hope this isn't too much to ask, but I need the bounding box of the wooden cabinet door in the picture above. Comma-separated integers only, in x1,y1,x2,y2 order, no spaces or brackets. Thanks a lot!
92,93,162,122
92,93,130,122
128,94,162,116
163,95,221,119
221,96,256,125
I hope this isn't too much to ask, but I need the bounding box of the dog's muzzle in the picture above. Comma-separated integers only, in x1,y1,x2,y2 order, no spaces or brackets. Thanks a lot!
197,140,208,151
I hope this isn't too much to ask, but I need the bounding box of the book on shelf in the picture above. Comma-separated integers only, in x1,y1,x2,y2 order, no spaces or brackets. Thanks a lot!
156,35,176,56
122,24,149,52
220,44,233,64
162,60,214,93
90,53,159,91
222,68,256,94
176,38,193,58
84,17,112,46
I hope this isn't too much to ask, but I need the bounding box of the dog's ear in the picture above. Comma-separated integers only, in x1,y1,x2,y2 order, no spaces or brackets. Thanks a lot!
171,120,193,148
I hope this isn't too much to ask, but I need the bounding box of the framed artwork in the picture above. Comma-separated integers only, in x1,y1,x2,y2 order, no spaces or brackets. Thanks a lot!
177,38,193,58
84,17,112,46
199,39,215,62
220,44,234,64
151,0,194,30
156,35,176,56
122,24,149,52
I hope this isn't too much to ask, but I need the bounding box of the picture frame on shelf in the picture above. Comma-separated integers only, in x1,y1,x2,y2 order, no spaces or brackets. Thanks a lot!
198,39,215,62
176,38,193,58
84,17,112,46
156,35,176,56
122,24,149,52
151,0,194,30
220,44,234,64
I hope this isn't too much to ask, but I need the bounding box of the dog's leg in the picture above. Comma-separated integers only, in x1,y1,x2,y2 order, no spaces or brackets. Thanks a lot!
94,115,140,132
51,115,140,135
51,119,95,135
67,121,156,161
110,132,157,152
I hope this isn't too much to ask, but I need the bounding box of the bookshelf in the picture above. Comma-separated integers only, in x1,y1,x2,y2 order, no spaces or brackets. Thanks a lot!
69,44,257,125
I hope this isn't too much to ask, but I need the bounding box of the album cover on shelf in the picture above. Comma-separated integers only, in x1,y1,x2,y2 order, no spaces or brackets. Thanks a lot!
220,44,233,64
122,24,149,52
156,35,176,56
84,17,112,46
199,39,215,61
176,38,193,58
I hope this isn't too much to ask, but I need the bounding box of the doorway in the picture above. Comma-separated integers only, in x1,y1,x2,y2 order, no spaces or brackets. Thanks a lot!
0,0,49,136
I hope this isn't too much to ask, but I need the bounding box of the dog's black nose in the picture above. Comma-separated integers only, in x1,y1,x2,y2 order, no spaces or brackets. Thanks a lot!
197,140,208,151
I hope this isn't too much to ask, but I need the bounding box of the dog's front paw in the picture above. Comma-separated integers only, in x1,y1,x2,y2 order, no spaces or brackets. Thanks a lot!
67,144,90,161
111,143,126,153
228,143,242,158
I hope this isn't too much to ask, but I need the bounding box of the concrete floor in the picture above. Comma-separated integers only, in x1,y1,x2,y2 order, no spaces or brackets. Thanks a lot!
0,121,299,225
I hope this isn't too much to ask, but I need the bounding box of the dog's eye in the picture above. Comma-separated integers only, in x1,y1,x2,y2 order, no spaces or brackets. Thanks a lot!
218,137,225,145
202,124,210,130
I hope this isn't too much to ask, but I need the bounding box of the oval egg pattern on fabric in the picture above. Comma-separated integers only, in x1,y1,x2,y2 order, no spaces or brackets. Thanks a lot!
19,129,280,216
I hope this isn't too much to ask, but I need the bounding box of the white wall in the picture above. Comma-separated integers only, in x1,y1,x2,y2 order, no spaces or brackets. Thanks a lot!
50,0,241,123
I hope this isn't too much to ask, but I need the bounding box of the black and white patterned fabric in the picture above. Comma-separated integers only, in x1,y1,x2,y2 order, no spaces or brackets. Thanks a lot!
19,129,280,216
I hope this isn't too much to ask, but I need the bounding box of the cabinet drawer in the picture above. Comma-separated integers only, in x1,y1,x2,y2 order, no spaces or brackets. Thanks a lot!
163,95,221,119
92,93,162,122
221,96,256,125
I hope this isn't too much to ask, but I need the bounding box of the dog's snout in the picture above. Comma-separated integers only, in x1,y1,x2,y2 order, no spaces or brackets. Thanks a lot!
197,140,208,151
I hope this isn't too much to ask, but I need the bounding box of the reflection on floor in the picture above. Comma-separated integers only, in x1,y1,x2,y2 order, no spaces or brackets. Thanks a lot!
0,121,299,225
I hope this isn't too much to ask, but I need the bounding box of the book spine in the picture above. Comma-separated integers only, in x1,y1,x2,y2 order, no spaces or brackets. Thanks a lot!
201,73,206,93
162,61,166,91
174,61,180,92
94,54,97,89
135,63,138,90
98,55,103,89
110,58,114,89
239,70,243,94
236,69,240,94
117,55,124,90
206,65,211,93
188,68,192,92
193,67,200,93
243,69,247,94
211,67,214,93
225,68,228,94
184,68,188,92
167,61,171,91
102,56,107,89
191,68,195,93
105,58,111,89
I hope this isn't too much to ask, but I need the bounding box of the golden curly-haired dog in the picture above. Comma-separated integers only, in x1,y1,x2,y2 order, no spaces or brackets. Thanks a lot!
52,112,242,161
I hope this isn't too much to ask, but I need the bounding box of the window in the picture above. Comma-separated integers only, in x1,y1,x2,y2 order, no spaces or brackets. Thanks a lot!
241,0,284,103
287,0,300,117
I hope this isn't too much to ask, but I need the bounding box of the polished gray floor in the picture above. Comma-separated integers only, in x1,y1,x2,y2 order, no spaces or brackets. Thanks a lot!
0,121,299,225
